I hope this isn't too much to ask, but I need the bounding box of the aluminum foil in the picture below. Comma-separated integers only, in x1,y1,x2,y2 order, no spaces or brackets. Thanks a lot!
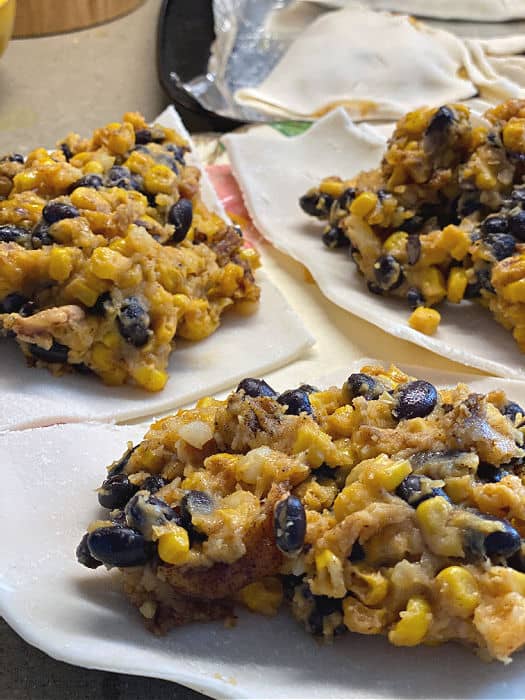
181,0,326,122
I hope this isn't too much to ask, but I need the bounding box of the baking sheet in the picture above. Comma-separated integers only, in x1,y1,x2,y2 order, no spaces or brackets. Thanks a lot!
224,107,525,379
0,106,314,431
3,361,525,699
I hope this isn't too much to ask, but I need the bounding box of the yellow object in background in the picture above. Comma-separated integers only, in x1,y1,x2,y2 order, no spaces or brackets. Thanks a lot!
0,0,15,57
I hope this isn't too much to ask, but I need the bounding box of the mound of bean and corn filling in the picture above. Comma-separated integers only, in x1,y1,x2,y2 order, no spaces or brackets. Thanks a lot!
78,364,525,661
0,113,260,390
300,99,525,344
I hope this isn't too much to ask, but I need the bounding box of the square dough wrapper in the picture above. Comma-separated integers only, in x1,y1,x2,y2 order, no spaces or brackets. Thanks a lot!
224,107,525,379
0,106,314,430
4,363,525,698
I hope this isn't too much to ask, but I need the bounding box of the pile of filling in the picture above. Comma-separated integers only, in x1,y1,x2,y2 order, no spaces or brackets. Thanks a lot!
299,99,525,345
0,112,260,390
78,364,525,662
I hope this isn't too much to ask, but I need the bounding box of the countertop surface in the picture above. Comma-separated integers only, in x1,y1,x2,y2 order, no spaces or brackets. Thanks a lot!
1,2,525,698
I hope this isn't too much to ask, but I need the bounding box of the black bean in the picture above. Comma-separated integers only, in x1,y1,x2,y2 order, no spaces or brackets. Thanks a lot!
406,234,421,265
346,373,382,401
274,495,306,555
407,287,425,310
464,269,493,299
297,383,318,394
367,281,383,295
299,191,333,218
0,224,31,246
31,220,54,248
76,532,102,569
424,106,456,149
107,444,138,477
141,475,167,494
502,401,525,423
508,210,525,241
511,187,525,206
282,573,304,601
19,301,37,317
484,521,521,558
373,255,404,291
105,166,132,189
3,153,24,163
481,215,508,236
166,144,187,164
60,143,73,161
476,462,509,483
87,526,152,567
0,293,28,314
167,198,193,243
42,201,79,223
67,174,103,193
348,541,365,562
308,595,343,636
484,233,516,261
28,341,69,364
134,128,153,145
396,474,449,507
457,196,480,218
508,545,525,573
117,297,151,347
339,188,356,210
277,389,313,416
393,380,438,420
402,215,424,235
322,226,349,249
98,473,139,510
236,377,277,398
125,492,180,535
92,292,112,316
465,517,521,560
180,490,214,526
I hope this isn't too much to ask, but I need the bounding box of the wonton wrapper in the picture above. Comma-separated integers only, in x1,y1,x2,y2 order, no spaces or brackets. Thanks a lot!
234,8,477,121
300,0,525,21
5,365,525,698
224,108,525,379
0,106,314,431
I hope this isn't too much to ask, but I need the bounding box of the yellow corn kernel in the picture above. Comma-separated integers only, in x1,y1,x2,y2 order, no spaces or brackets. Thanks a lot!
144,164,176,194
325,404,354,438
311,548,346,598
292,422,333,468
435,566,480,618
91,343,115,372
90,247,132,281
403,108,431,134
66,279,99,307
383,231,408,256
503,118,525,153
408,307,441,335
419,267,446,305
349,566,389,606
239,247,261,270
376,459,412,491
319,179,345,198
333,481,369,520
447,268,468,304
109,237,128,255
156,320,176,345
13,170,39,191
350,192,378,218
157,526,190,564
239,577,283,616
49,247,73,282
83,160,104,175
475,167,497,191
503,279,525,303
441,225,470,261
416,496,464,557
470,126,488,149
132,365,167,392
388,596,432,647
